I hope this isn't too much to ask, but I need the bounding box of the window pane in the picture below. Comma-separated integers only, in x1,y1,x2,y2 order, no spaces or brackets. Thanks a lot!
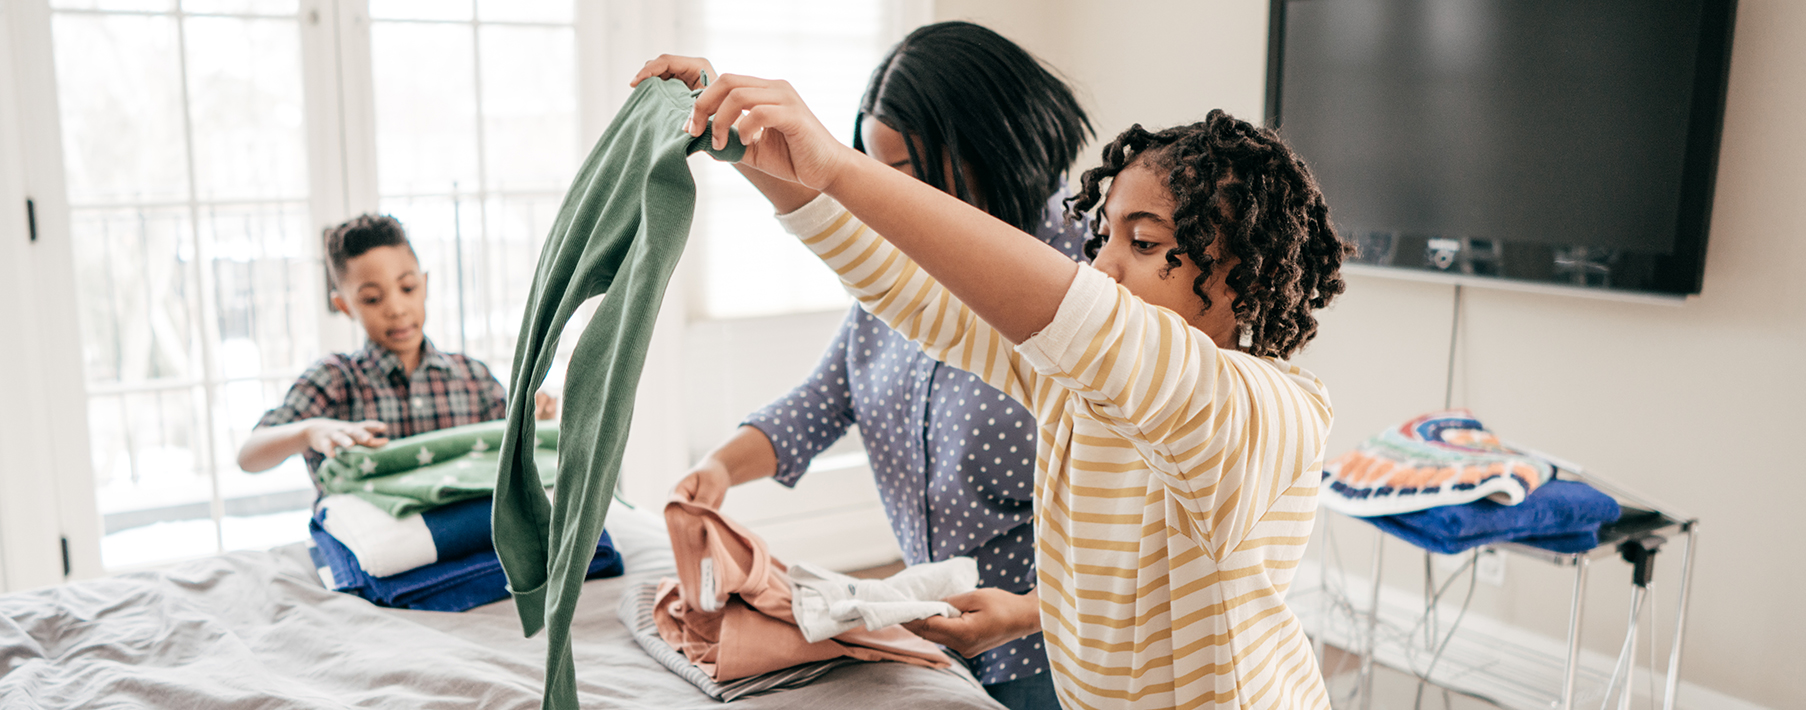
69,208,202,386
477,0,570,24
694,159,850,318
199,202,322,376
185,16,308,201
91,386,218,569
182,0,298,14
694,0,884,318
52,13,190,206
376,195,485,359
52,3,319,571
700,0,884,146
476,195,562,363
370,0,472,22
52,0,173,11
217,379,313,552
479,25,577,192
371,22,480,195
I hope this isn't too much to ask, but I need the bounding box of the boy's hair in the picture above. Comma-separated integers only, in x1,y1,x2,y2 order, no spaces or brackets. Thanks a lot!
323,213,415,289
853,21,1092,234
1068,110,1350,360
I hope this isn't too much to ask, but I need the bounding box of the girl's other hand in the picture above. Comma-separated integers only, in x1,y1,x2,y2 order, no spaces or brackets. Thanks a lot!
304,419,389,458
631,54,717,91
686,73,859,192
901,587,1042,658
534,391,559,421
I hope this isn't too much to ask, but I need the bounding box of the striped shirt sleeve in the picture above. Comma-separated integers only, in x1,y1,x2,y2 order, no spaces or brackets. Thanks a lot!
775,194,1046,409
1017,266,1333,554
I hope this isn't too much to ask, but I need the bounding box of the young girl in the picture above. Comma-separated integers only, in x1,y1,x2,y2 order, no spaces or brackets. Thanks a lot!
678,70,1349,709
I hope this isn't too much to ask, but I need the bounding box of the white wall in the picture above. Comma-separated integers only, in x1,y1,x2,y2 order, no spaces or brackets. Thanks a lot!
931,0,1803,707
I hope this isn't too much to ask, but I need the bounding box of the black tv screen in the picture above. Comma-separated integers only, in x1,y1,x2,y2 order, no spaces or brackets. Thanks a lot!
1266,0,1737,297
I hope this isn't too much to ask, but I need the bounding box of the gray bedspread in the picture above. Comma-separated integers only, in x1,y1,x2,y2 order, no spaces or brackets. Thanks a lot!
0,505,1005,709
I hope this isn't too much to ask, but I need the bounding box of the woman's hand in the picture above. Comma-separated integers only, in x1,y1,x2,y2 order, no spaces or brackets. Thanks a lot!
303,419,389,458
685,73,861,193
673,457,733,509
902,588,1042,658
630,54,717,91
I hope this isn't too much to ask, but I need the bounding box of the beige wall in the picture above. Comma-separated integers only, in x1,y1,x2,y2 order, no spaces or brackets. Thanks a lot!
938,1,1804,707
934,0,1270,173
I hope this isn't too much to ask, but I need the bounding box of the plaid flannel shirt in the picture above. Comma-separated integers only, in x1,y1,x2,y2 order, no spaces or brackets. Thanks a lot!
256,338,509,478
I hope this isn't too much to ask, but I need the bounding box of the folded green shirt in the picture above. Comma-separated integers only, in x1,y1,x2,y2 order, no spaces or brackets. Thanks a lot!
319,420,560,517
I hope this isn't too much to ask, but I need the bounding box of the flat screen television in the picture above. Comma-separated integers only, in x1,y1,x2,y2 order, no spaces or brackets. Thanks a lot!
1265,0,1738,298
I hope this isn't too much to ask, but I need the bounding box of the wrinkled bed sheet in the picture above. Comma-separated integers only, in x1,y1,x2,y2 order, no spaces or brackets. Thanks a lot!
0,504,1003,709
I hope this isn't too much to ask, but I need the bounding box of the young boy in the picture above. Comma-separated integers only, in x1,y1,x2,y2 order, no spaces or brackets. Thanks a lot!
237,214,521,479
677,71,1347,709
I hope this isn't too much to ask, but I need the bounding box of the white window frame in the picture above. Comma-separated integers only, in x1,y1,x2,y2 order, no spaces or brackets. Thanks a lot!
0,0,106,589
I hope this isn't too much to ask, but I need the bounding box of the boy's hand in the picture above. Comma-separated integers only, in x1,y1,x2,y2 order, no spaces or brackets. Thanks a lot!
902,588,1042,658
534,391,558,421
631,54,717,91
304,419,389,458
685,73,861,193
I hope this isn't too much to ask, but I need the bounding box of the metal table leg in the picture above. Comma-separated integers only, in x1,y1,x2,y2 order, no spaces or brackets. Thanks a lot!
1662,523,1698,710
1560,555,1590,710
1359,532,1384,710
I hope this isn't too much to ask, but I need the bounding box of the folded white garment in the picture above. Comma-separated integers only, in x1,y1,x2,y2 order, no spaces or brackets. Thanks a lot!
789,557,979,643
317,494,437,578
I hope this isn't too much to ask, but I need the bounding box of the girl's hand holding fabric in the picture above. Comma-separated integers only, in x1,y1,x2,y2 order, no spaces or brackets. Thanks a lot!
630,54,717,91
901,587,1041,658
684,73,861,193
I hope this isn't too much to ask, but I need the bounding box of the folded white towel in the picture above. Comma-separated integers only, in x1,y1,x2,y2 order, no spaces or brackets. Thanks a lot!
317,494,437,578
789,557,979,643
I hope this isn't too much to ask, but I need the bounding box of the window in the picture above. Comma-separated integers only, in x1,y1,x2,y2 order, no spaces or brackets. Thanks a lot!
365,0,579,369
38,0,915,572
49,0,323,568
689,0,893,319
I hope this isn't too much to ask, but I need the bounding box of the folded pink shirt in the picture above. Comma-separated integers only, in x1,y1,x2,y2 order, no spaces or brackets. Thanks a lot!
654,497,950,681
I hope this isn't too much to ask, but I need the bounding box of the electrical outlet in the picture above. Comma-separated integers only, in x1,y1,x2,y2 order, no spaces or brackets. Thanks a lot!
1476,546,1507,587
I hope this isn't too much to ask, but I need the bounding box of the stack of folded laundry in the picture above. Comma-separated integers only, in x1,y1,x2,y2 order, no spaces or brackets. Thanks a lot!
618,497,980,700
307,420,625,612
1321,410,1622,554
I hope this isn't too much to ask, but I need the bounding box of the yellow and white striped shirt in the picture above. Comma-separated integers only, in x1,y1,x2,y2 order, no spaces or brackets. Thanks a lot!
779,195,1333,710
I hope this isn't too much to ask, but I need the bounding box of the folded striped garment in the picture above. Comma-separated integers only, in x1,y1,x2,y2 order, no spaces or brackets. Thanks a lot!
1321,410,1556,517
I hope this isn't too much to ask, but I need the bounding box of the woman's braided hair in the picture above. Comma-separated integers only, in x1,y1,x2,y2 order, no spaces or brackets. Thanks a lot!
1067,110,1350,359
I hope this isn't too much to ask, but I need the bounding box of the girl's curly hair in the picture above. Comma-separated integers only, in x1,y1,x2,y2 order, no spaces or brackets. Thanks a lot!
1066,110,1350,359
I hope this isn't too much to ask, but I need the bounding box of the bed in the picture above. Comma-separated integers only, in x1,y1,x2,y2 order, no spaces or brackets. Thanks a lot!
0,502,1005,709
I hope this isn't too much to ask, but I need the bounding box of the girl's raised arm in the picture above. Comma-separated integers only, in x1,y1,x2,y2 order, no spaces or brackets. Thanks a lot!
687,73,1079,345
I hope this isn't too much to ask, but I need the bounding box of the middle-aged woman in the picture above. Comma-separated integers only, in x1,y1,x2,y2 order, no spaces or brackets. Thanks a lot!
637,21,1091,710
